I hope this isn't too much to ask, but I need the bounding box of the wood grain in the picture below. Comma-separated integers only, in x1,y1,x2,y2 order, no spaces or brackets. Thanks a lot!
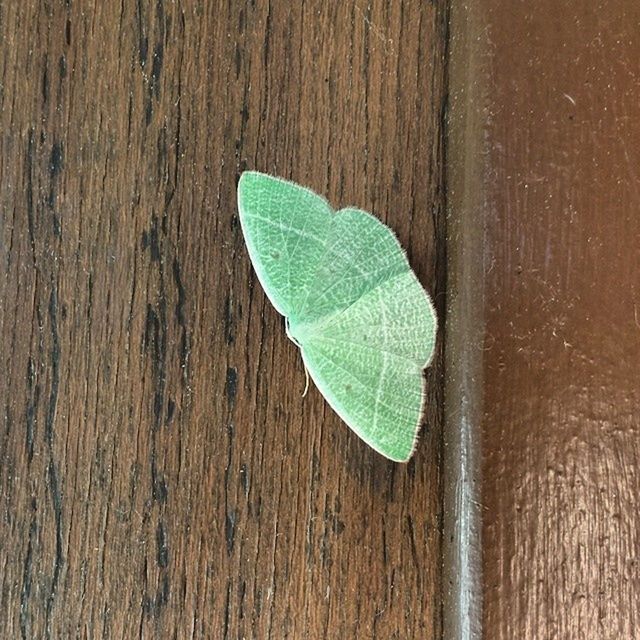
446,1,640,638
0,2,448,637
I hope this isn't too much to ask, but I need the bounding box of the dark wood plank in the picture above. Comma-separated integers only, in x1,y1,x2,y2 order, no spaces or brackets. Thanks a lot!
446,2,640,638
0,2,447,637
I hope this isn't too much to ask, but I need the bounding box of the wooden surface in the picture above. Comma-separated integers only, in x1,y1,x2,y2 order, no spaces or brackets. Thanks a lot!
446,1,640,638
0,2,447,638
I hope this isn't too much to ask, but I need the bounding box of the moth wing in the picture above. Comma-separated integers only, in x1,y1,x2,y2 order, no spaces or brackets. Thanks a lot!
300,271,437,461
237,171,333,317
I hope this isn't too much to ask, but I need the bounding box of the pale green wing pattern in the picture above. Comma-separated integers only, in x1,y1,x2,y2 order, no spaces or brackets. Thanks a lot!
292,208,409,325
237,171,438,461
237,172,332,317
295,271,436,461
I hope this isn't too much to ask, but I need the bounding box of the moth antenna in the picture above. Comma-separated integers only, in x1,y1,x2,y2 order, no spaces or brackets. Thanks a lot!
302,363,310,397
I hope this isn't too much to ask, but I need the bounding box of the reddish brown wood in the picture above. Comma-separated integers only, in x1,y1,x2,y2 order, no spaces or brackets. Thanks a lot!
0,2,447,637
446,2,640,638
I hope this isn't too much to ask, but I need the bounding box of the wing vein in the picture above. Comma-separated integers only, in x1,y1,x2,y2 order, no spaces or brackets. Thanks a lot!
314,335,423,366
371,288,388,435
245,212,325,244
305,345,416,416
299,219,382,317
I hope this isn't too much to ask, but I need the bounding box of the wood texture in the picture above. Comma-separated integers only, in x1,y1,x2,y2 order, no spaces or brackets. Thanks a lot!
0,2,447,638
446,1,640,638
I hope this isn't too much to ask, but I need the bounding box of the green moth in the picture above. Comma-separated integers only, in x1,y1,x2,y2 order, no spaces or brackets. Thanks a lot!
237,171,437,462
